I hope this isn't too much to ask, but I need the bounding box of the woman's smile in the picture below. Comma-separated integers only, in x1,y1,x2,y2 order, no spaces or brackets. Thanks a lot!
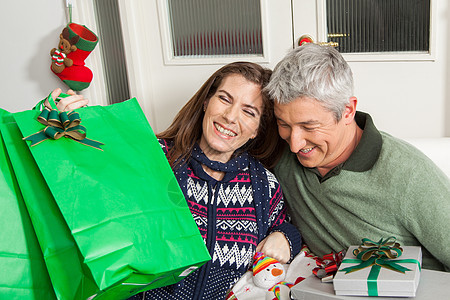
214,122,237,137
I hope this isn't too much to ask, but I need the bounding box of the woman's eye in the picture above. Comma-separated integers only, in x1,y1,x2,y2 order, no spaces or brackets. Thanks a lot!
219,95,231,103
243,109,255,117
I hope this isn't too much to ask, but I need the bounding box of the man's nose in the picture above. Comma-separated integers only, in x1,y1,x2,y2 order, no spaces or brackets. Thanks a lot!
289,129,307,153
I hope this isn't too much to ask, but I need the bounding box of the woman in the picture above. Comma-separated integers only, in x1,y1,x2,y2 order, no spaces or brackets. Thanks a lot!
52,62,301,299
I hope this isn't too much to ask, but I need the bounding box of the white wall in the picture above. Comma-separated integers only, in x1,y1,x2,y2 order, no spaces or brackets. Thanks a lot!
446,1,450,137
0,1,69,112
352,0,450,138
1,1,449,138
125,0,450,138
0,0,105,113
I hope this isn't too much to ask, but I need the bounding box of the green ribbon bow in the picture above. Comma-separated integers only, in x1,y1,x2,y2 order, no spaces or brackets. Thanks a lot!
339,237,421,296
340,236,410,274
23,108,104,150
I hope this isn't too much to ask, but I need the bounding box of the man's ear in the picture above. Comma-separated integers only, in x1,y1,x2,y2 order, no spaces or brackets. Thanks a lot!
342,97,358,125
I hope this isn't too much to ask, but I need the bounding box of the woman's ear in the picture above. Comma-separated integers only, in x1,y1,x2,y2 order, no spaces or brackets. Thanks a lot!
250,127,259,140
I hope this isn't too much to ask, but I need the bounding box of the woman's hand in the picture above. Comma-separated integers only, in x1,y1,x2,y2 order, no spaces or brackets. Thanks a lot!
48,88,89,112
256,232,291,264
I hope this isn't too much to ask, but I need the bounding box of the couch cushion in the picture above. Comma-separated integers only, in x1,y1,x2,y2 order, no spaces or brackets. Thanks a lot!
403,138,450,178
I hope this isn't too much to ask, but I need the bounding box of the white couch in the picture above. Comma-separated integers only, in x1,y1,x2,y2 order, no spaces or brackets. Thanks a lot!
403,138,450,178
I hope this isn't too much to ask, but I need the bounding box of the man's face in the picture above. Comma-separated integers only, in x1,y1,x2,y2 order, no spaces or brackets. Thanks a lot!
274,96,356,175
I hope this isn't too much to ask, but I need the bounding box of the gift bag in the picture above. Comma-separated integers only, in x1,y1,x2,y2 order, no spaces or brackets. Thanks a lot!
10,94,211,299
1,108,98,299
0,109,56,299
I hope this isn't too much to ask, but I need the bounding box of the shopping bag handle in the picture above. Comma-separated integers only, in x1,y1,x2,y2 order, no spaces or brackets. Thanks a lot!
33,92,71,111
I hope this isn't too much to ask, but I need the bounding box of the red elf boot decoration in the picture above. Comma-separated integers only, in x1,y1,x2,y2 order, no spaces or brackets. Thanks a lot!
50,23,98,91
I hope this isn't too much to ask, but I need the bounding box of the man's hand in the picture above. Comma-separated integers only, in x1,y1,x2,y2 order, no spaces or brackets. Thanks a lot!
256,232,290,264
48,88,89,112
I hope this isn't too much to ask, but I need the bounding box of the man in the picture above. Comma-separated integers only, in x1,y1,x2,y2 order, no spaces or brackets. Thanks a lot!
265,43,450,271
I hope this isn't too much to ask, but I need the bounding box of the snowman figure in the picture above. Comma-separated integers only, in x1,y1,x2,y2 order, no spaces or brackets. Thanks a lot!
252,252,286,289
251,252,293,300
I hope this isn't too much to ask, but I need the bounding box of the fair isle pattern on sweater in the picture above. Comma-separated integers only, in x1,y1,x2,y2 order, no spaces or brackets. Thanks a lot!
183,159,284,271
131,139,288,300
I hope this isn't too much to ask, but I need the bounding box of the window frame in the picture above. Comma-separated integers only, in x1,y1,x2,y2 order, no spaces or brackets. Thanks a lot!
316,0,437,62
156,0,271,65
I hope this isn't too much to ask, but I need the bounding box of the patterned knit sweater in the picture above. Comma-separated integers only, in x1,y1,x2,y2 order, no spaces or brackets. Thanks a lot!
130,139,301,300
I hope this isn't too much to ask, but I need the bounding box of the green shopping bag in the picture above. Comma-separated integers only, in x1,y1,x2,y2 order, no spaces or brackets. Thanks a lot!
12,94,211,299
0,109,56,299
1,109,98,299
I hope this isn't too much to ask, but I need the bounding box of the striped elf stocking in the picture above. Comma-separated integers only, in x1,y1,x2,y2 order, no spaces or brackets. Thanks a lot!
51,23,98,91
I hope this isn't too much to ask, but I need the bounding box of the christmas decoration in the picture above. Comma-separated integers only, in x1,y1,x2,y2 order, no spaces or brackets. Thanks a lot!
50,23,98,91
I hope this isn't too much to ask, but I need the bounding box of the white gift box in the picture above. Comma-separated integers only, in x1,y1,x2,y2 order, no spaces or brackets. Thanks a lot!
291,269,449,300
333,246,422,297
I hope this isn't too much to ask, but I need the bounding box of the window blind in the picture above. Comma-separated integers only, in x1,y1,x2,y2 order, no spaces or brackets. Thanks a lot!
167,0,263,57
326,0,430,53
94,0,130,104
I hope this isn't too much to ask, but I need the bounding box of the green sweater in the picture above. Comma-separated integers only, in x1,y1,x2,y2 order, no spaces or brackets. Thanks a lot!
274,112,450,271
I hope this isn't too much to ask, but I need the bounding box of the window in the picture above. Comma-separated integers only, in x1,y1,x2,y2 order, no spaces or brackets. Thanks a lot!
326,0,431,54
158,0,268,64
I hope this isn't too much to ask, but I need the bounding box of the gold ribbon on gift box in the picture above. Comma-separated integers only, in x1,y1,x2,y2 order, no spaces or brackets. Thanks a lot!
339,237,421,296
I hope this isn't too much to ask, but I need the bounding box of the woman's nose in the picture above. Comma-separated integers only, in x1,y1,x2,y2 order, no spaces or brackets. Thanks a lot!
223,105,239,123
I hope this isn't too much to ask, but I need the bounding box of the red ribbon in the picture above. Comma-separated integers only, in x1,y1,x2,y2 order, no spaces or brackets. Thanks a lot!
312,251,345,279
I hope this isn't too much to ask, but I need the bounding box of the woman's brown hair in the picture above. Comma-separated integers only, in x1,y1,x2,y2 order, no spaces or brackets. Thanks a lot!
158,62,284,169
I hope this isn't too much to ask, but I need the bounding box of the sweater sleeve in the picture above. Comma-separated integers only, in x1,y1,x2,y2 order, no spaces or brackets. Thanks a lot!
399,153,450,271
381,136,450,271
157,138,171,156
265,170,302,260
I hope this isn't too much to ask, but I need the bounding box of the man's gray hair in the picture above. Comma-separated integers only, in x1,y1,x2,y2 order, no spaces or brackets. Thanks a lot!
265,43,354,121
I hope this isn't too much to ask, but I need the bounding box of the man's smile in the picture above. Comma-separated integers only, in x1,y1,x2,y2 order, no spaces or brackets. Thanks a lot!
299,147,315,154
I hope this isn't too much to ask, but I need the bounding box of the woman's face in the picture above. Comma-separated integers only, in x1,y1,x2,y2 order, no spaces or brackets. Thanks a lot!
200,74,263,163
